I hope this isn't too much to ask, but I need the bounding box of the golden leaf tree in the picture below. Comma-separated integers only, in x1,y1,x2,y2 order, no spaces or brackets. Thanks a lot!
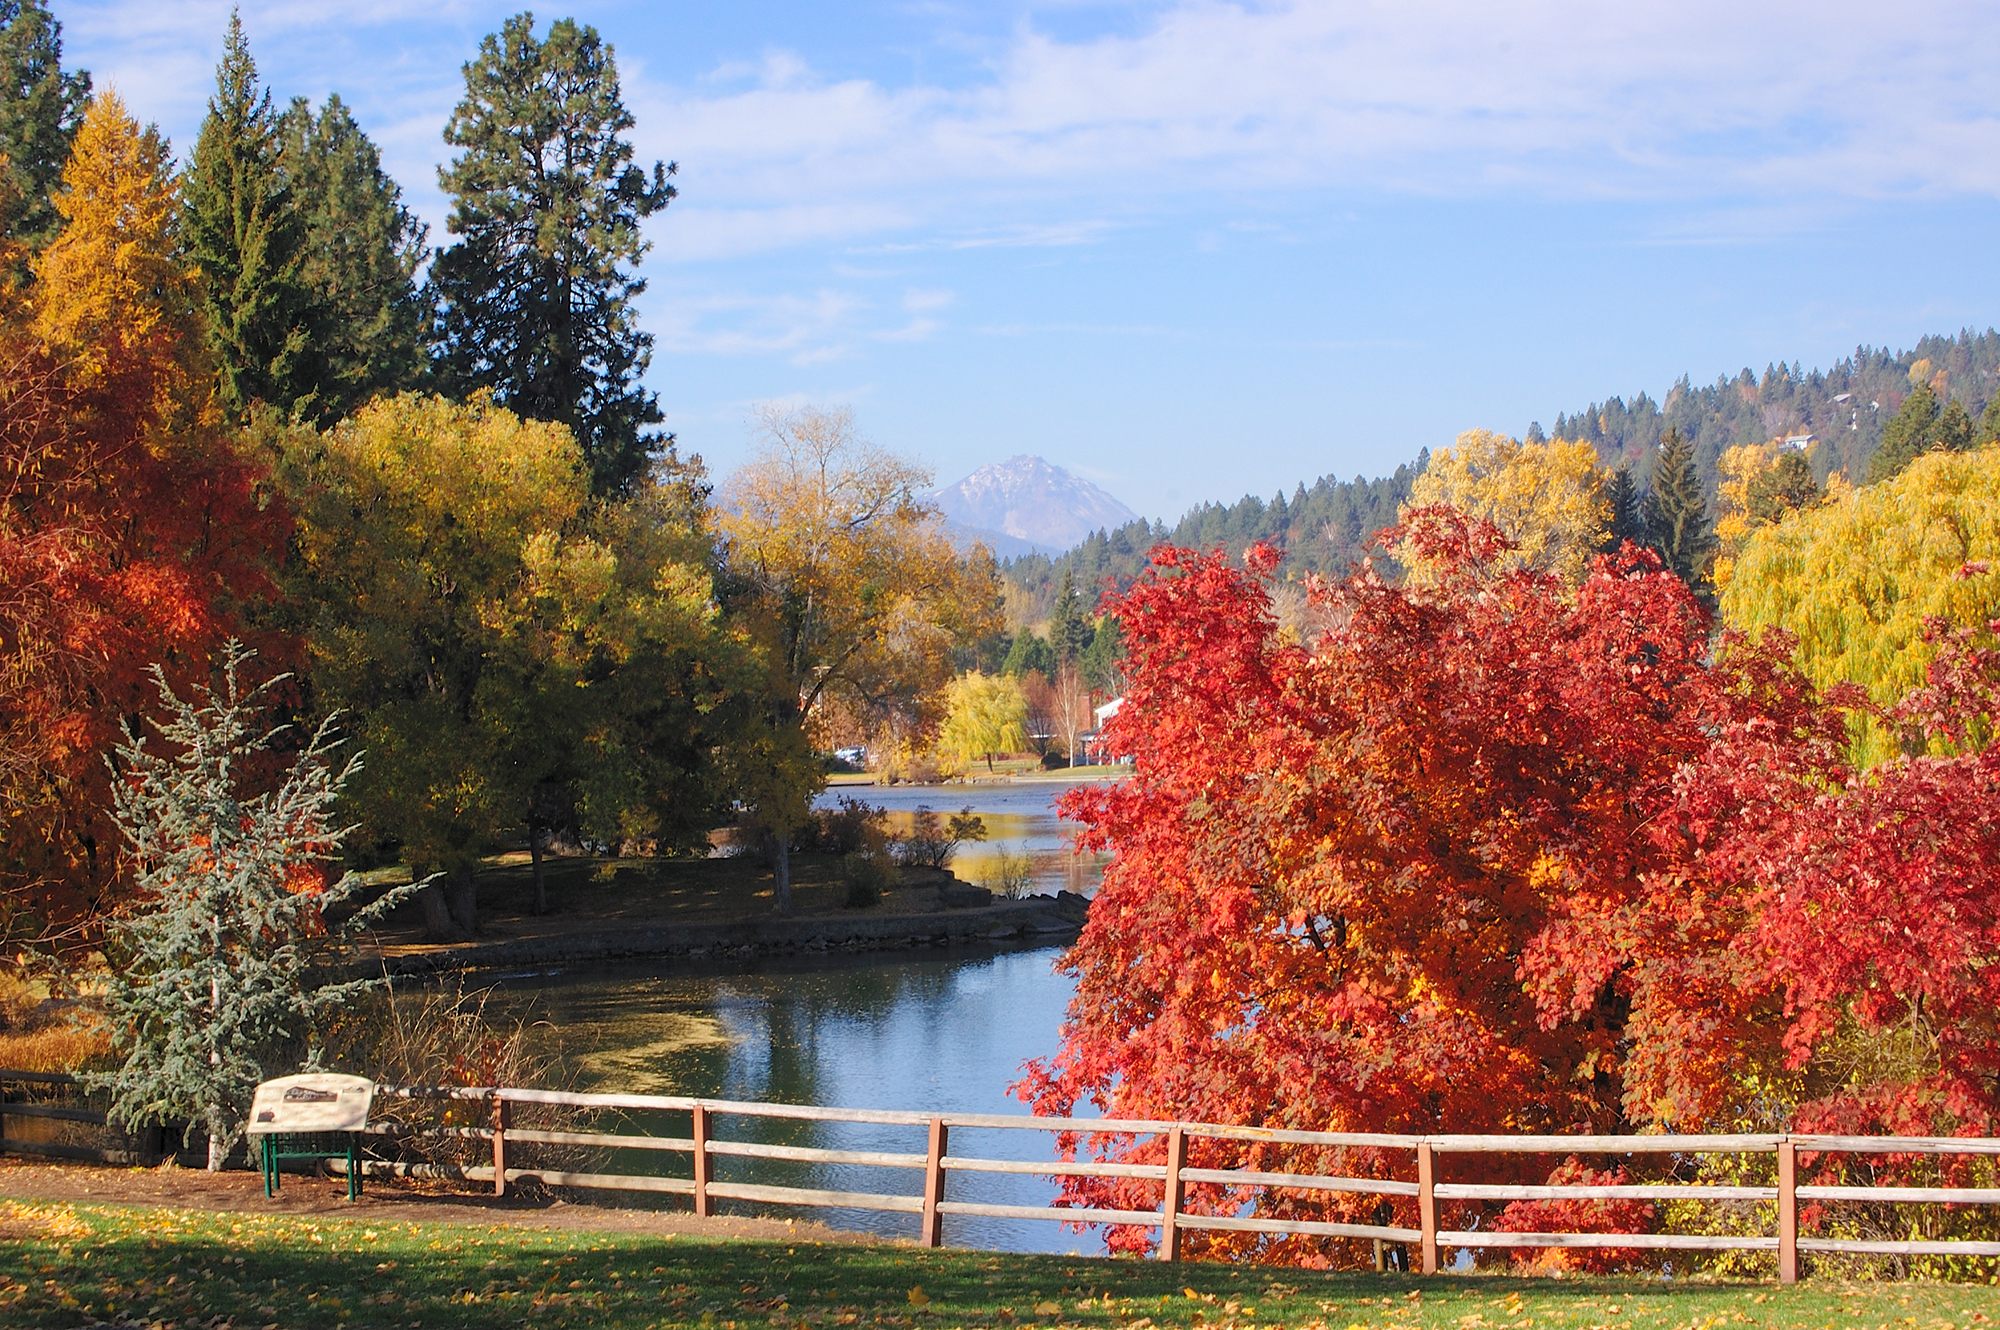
718,404,1002,910
1402,430,1610,586
280,393,737,936
936,671,1028,772
1722,444,2000,765
32,92,212,427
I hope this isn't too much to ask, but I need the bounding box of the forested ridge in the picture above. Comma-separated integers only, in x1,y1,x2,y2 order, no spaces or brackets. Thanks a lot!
1006,327,2000,613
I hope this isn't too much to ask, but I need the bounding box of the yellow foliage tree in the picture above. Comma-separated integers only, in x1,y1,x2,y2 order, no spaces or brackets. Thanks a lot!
282,393,736,932
1403,430,1610,586
719,403,1002,908
30,92,211,426
1722,445,2000,765
936,671,1028,771
1711,441,1824,592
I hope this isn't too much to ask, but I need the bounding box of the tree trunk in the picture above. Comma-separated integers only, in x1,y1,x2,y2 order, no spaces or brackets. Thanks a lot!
419,881,457,941
772,837,792,915
206,1115,226,1172
447,864,478,935
531,828,548,916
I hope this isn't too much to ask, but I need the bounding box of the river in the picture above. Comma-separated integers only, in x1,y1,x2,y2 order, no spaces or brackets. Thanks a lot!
479,778,1119,1253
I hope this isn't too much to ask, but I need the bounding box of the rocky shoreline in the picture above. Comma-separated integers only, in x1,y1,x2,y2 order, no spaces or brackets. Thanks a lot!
365,890,1092,976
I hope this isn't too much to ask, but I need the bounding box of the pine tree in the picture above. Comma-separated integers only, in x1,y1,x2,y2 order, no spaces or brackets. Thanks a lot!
1049,567,1091,665
1602,466,1644,552
0,0,89,257
428,14,676,496
1866,382,1978,482
277,93,426,422
1641,427,1715,592
183,13,308,418
1978,394,2000,447
88,644,415,1170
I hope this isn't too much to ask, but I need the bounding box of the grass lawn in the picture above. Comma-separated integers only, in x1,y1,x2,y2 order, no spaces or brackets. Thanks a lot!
2,1201,1994,1330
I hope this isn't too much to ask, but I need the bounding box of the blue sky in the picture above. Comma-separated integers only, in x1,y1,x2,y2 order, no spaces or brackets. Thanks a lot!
55,0,2000,521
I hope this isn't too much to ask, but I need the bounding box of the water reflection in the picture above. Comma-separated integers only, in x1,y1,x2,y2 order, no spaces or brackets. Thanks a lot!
816,778,1116,898
488,942,1104,1253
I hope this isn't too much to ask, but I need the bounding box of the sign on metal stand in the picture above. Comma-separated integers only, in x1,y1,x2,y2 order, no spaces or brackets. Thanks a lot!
246,1074,375,1201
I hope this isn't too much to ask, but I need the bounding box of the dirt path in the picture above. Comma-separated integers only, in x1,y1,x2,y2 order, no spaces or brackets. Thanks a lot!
0,1157,877,1244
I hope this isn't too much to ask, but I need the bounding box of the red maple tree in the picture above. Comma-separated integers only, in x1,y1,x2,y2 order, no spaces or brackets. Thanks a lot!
1018,510,1997,1264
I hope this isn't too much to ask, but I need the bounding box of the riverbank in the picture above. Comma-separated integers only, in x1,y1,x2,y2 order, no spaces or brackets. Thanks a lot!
356,848,1088,976
2,1181,1982,1330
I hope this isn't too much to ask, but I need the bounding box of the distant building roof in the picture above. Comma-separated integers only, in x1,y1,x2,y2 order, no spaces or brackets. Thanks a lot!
1094,697,1123,723
1780,433,1815,451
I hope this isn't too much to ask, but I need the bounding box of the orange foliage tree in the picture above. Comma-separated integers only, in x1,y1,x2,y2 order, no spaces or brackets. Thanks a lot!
0,93,285,946
1018,510,2000,1265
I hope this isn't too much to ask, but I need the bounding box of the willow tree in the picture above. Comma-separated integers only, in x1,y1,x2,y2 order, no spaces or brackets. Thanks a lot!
719,404,1002,910
1722,444,2000,765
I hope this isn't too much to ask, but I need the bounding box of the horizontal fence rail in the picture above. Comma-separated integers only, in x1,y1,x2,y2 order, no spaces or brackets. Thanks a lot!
8,1071,1999,1281
0,1070,161,1166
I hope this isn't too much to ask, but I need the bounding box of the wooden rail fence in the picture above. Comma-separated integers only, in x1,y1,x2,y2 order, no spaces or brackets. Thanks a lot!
375,1085,2000,1283
0,1069,160,1165
6,1071,1997,1281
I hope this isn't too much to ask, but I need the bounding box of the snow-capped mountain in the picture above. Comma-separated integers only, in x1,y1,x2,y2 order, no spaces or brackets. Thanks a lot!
931,456,1140,558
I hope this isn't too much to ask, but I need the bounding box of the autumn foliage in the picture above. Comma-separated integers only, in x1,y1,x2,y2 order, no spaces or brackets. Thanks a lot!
1020,510,2000,1265
0,94,285,940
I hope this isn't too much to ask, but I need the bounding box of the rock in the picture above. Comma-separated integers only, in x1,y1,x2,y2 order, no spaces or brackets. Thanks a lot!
939,883,994,909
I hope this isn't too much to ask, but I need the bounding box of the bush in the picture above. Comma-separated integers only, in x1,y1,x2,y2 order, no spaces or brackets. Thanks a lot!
894,805,987,870
323,982,584,1181
802,796,891,855
982,843,1036,899
841,851,897,908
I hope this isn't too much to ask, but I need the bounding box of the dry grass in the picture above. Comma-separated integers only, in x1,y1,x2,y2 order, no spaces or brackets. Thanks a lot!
0,1021,109,1072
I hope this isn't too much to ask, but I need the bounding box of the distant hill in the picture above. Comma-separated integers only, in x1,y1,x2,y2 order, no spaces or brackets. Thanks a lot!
1544,328,2000,492
932,456,1139,557
1002,327,2000,620
1002,463,1422,621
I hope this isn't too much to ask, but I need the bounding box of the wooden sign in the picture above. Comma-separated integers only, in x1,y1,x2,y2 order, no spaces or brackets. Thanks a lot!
246,1074,374,1135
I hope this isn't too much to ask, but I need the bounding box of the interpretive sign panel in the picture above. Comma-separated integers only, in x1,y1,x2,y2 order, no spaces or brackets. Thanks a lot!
245,1074,374,1135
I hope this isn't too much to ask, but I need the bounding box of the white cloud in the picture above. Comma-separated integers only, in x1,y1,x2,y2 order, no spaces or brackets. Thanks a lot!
61,0,2000,262
626,0,2000,234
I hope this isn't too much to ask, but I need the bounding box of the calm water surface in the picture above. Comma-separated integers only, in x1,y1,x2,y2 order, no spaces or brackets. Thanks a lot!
489,942,1100,1253
816,777,1117,898
473,778,1123,1251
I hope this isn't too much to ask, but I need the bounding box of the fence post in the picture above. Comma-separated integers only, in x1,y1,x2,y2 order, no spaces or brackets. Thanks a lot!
692,1103,712,1218
1417,1141,1438,1275
491,1095,509,1198
922,1118,948,1248
1777,1139,1797,1285
1158,1125,1188,1262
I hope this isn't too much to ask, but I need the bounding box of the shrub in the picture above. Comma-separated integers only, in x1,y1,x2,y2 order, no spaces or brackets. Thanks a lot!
841,851,896,908
894,805,987,870
983,843,1036,899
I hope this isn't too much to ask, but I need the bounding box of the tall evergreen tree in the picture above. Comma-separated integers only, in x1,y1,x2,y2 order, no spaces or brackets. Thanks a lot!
183,13,308,417
1049,567,1091,665
1869,382,1975,482
0,0,89,257
277,93,427,422
1602,466,1644,552
428,13,676,496
1641,427,1715,592
89,645,414,1170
